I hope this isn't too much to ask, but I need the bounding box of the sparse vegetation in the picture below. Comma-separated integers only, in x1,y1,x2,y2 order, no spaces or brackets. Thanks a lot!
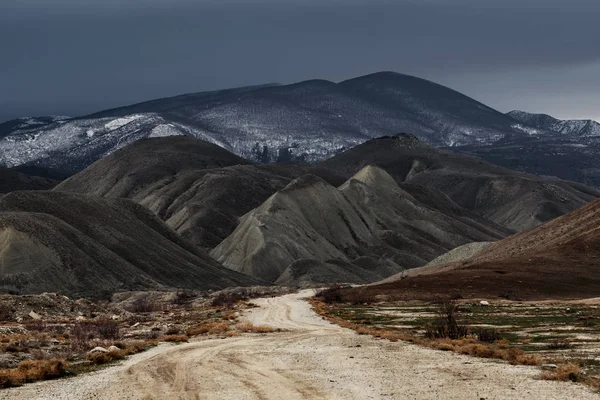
0,359,69,388
125,298,165,313
211,292,244,308
310,296,600,392
187,321,230,336
236,322,276,333
541,363,582,382
424,301,468,340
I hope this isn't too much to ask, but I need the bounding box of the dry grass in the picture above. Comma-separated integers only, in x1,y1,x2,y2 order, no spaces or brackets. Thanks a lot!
186,321,230,336
159,334,189,343
236,322,276,333
0,359,69,388
541,363,582,382
87,349,128,365
310,299,542,368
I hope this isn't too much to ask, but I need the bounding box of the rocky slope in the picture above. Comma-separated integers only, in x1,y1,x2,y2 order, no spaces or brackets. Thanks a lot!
344,196,600,301
0,191,261,297
321,134,600,231
211,166,508,283
56,136,345,249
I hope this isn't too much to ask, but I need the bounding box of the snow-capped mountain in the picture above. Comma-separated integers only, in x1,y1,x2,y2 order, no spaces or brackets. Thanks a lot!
507,110,600,137
1,72,598,187
0,72,527,173
0,116,70,137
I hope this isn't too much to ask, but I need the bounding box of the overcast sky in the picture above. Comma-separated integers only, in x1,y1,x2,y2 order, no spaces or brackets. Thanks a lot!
1,0,599,121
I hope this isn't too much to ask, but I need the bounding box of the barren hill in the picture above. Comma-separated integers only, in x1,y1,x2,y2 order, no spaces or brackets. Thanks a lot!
211,166,508,283
320,134,599,231
0,167,58,194
342,197,600,301
56,136,345,249
0,191,261,297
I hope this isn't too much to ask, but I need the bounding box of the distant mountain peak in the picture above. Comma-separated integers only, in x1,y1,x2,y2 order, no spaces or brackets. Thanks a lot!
507,110,600,137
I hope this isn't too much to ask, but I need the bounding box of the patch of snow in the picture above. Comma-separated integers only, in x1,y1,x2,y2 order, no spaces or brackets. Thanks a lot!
104,115,145,131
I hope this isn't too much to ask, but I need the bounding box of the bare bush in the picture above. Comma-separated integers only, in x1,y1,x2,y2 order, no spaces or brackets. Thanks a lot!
236,322,276,333
425,301,469,340
187,321,230,336
125,299,165,313
211,293,244,308
474,328,502,343
172,291,197,305
72,319,120,346
541,363,582,382
547,339,572,350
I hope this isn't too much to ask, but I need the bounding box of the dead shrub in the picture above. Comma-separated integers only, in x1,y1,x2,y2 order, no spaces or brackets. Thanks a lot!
125,299,165,313
0,304,13,322
24,320,47,332
316,285,345,304
211,293,244,309
541,363,582,382
87,349,127,365
73,319,120,341
159,335,189,343
165,326,181,335
506,348,540,366
172,291,197,306
186,321,230,336
425,301,468,340
547,339,572,350
475,328,502,343
0,359,68,388
236,322,275,333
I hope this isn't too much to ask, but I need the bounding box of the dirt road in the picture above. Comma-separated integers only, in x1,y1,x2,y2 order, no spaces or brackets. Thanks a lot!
3,290,599,399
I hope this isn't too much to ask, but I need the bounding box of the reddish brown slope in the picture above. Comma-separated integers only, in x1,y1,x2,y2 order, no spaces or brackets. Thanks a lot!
344,199,600,301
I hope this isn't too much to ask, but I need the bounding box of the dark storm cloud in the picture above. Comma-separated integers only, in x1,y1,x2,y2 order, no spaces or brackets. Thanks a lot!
1,0,599,120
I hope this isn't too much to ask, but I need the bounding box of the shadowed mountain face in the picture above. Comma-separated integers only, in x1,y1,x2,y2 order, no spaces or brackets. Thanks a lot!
0,168,58,194
345,197,600,301
0,191,261,298
211,166,509,283
320,135,599,231
56,136,347,249
55,135,599,287
0,72,527,174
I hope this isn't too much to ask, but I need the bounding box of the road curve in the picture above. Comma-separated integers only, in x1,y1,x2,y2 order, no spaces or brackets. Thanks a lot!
2,290,599,400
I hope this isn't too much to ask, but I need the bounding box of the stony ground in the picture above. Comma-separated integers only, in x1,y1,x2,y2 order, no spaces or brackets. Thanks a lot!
2,290,598,399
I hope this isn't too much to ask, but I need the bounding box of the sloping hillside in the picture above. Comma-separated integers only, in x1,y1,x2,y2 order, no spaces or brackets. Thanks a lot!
320,134,599,231
339,198,600,301
0,167,58,193
56,136,345,249
0,191,261,297
211,166,508,282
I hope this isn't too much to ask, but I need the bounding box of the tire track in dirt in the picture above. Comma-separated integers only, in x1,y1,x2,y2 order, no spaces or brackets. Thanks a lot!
3,290,599,400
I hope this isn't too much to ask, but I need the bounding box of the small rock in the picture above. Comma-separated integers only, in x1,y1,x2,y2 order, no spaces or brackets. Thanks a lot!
51,339,61,345
132,322,140,328
28,311,42,320
479,301,490,306
107,345,121,352
75,316,86,321
88,347,109,354
542,364,558,370
111,315,120,320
